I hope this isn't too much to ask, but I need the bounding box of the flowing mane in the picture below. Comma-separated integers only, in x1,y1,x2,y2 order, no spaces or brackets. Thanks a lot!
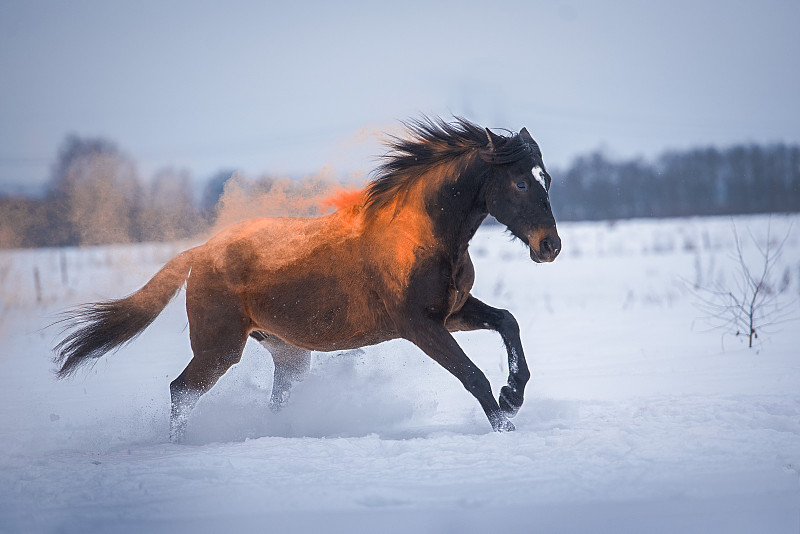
363,117,539,215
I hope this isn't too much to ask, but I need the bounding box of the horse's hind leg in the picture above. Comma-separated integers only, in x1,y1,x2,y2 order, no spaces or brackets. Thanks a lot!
250,331,311,412
169,283,250,442
170,337,249,441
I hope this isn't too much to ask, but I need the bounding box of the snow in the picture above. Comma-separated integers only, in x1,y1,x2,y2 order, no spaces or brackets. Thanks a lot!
1,214,799,533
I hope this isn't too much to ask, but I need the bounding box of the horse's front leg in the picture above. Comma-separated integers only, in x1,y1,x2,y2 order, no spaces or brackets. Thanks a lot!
406,320,514,432
446,295,530,418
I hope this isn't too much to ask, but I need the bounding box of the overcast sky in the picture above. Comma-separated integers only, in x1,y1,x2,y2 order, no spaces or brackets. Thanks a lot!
1,0,798,195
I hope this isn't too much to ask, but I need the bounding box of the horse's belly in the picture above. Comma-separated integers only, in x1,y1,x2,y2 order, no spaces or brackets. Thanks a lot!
246,270,394,352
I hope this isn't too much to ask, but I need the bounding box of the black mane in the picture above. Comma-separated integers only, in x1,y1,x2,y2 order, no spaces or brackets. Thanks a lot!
364,117,537,214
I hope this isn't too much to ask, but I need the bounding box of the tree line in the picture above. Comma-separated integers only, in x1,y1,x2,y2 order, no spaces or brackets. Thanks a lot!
0,136,228,248
550,144,800,221
1,135,798,248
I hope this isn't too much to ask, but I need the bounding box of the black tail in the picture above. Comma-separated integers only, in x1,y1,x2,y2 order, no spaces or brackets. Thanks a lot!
54,247,198,378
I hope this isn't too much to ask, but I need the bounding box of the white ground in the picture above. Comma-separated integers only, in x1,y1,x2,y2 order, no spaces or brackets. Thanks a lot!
1,215,799,533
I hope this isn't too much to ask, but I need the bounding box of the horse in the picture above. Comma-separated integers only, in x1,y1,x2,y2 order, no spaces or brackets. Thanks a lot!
54,117,561,441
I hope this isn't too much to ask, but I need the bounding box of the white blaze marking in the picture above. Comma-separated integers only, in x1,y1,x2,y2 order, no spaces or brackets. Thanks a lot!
532,166,547,191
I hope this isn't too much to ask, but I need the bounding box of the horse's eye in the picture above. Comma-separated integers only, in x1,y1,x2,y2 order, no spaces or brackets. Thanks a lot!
516,181,529,191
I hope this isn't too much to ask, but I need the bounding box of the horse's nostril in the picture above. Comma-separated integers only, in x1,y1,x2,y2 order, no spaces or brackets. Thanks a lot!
539,235,561,260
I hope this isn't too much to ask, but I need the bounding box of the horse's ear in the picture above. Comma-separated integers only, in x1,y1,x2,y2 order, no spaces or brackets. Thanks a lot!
485,128,502,151
519,127,534,144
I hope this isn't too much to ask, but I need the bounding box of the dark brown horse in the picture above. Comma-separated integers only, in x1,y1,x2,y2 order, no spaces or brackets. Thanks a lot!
54,118,561,441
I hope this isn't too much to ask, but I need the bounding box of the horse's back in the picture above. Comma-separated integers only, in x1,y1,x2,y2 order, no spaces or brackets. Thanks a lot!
204,214,356,273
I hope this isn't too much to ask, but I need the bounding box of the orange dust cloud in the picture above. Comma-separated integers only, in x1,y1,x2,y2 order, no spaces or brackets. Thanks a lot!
209,169,366,235
317,188,365,212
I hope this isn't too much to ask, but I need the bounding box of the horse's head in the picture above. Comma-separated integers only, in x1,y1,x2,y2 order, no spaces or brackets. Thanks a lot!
482,127,561,263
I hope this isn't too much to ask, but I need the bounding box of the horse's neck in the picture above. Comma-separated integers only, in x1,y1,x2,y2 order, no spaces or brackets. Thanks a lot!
425,164,489,257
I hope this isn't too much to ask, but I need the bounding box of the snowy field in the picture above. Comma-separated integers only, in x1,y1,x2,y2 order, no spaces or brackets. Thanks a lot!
1,214,799,533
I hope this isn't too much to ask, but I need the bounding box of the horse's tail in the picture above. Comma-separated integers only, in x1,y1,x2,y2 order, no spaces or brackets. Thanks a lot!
54,246,201,379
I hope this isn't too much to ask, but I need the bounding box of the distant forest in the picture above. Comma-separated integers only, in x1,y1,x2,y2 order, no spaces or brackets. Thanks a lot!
550,144,800,221
1,135,799,248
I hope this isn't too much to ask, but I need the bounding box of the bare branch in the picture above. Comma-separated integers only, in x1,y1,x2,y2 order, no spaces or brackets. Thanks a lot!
688,217,794,349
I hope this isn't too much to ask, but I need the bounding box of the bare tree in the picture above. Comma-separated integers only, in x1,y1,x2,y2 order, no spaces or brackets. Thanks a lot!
48,135,143,246
139,167,202,241
691,220,793,348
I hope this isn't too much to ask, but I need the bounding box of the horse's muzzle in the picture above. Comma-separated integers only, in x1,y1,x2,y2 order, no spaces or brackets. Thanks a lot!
528,229,561,263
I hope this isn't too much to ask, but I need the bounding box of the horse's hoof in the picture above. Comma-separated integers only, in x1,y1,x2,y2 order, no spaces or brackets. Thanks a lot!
494,419,515,432
490,412,515,432
269,390,290,413
499,386,522,417
169,427,186,444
